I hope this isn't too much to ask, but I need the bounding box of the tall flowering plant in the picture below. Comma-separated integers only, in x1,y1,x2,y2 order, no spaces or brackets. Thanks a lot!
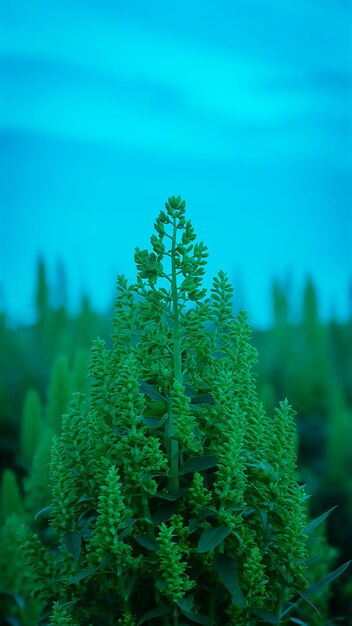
14,196,349,625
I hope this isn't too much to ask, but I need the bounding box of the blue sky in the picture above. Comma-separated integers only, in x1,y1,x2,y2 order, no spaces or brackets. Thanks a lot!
0,0,351,327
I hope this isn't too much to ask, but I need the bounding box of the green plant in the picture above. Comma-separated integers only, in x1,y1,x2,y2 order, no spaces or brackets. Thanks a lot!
0,513,44,625
0,468,22,522
4,196,350,625
46,354,72,433
20,389,43,467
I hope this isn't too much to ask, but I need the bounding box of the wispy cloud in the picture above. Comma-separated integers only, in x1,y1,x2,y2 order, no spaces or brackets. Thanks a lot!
1,0,350,167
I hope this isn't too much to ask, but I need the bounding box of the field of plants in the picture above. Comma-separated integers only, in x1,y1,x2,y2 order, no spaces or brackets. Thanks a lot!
0,197,351,625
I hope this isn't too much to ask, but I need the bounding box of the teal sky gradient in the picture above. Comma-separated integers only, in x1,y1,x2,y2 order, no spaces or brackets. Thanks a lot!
1,0,351,326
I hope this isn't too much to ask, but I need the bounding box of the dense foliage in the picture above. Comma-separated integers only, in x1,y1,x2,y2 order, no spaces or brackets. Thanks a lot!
0,197,351,624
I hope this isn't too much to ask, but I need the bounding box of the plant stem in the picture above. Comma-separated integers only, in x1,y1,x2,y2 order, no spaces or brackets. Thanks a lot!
141,489,164,610
141,491,154,537
276,586,286,622
208,589,216,621
173,605,179,626
168,216,181,493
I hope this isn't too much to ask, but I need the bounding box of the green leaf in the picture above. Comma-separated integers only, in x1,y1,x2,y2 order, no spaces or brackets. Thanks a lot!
213,553,246,609
284,562,351,621
304,560,351,598
197,526,231,553
143,416,160,427
179,455,218,475
137,604,170,625
178,607,214,625
246,459,278,479
290,619,308,625
68,565,99,584
77,493,91,503
125,576,137,600
177,595,194,612
145,468,169,482
34,505,52,520
62,530,81,560
189,518,199,533
303,506,338,536
139,381,167,402
67,559,109,585
143,416,168,428
118,517,138,540
296,593,320,617
134,535,160,552
155,488,188,500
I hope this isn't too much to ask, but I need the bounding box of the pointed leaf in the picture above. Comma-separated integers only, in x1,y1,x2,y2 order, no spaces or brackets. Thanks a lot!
67,559,109,584
34,505,52,520
143,416,168,428
290,619,308,625
247,459,278,479
303,507,338,536
189,518,199,533
137,604,170,625
213,553,246,609
282,594,318,618
197,526,231,553
139,381,167,402
179,455,218,475
177,595,194,612
134,535,160,552
68,565,99,584
178,607,214,625
296,592,320,616
304,560,351,598
77,493,90,503
155,488,188,501
252,610,280,624
62,530,81,560
118,517,138,540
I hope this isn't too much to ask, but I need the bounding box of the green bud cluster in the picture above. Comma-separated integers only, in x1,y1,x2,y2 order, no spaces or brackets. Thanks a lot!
240,526,268,604
0,514,42,625
17,522,56,603
112,274,137,358
24,426,54,513
50,395,89,533
50,602,80,626
157,521,195,602
188,471,212,517
171,379,202,454
110,354,146,434
211,368,247,517
88,466,135,571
